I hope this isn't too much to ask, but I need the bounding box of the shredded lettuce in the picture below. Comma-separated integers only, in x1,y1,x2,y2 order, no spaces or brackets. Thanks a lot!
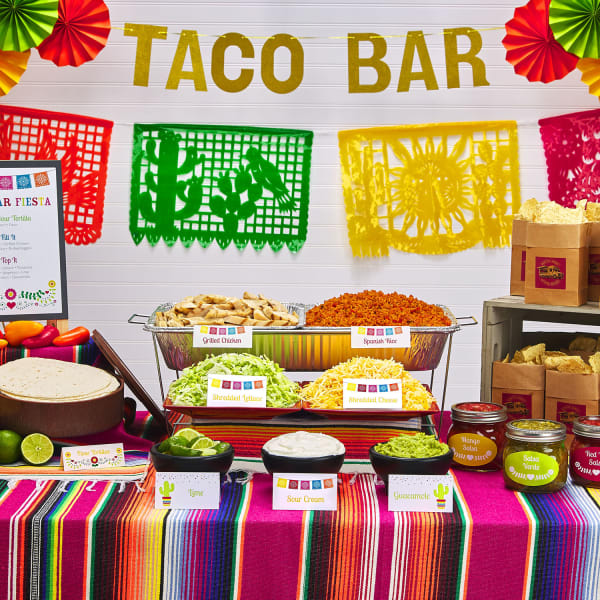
169,353,300,408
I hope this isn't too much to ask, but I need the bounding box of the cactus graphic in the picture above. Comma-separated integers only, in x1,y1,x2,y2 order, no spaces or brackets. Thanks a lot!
159,481,175,506
433,483,449,510
209,165,261,241
138,129,206,245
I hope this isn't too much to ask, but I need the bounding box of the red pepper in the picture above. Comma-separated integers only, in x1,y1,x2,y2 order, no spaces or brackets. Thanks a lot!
52,326,90,347
22,325,60,349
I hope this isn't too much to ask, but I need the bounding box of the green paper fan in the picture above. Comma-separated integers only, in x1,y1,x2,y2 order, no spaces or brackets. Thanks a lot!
550,0,600,59
0,0,58,52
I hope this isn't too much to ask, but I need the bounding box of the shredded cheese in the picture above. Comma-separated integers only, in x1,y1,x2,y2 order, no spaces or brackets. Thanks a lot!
300,356,432,410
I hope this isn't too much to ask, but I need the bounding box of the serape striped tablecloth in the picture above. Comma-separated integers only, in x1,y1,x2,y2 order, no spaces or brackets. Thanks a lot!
1,467,600,600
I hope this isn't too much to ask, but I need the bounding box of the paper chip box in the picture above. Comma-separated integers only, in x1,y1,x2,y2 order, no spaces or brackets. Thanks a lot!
588,223,600,302
545,370,600,439
510,219,527,296
524,222,590,307
491,362,545,420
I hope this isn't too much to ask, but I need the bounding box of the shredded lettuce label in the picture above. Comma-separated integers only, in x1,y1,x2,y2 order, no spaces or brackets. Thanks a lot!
169,353,300,408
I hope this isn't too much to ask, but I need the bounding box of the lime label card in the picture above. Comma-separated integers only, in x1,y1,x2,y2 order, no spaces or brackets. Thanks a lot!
388,474,454,513
272,473,337,511
62,444,125,471
342,378,403,410
351,326,410,348
207,374,267,407
155,472,220,510
193,325,253,348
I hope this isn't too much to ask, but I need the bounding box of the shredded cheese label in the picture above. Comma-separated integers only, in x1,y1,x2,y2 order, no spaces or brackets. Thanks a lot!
342,378,403,409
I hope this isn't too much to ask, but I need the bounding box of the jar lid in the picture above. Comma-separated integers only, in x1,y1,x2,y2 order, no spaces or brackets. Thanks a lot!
573,415,600,437
506,419,566,443
451,402,507,424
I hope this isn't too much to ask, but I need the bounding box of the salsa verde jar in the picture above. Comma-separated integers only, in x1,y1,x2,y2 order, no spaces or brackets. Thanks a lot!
447,402,507,471
570,416,600,488
503,419,567,493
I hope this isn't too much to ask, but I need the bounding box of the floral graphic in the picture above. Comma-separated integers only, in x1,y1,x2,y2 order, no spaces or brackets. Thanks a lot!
5,288,15,300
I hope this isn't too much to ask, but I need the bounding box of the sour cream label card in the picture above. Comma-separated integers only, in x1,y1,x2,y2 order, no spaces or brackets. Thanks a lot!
155,472,220,510
272,473,338,511
342,378,403,410
193,325,253,348
351,326,410,348
207,374,267,407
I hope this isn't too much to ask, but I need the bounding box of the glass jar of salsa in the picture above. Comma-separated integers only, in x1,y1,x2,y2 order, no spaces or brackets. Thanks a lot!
503,419,567,493
570,416,600,488
447,402,507,471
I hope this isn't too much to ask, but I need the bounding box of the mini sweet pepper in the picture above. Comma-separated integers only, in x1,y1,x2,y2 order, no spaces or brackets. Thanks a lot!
52,326,90,347
4,321,44,346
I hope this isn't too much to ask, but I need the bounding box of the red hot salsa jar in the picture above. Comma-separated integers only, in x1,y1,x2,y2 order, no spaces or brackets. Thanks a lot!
570,416,600,488
447,402,507,471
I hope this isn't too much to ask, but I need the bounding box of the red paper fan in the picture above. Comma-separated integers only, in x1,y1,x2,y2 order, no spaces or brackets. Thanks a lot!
37,0,110,67
502,0,579,83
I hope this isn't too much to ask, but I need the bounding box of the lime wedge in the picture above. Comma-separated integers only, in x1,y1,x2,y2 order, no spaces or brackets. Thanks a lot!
190,437,216,450
170,436,191,448
170,443,194,457
213,442,230,454
157,438,172,453
201,448,218,456
175,428,203,443
21,433,54,465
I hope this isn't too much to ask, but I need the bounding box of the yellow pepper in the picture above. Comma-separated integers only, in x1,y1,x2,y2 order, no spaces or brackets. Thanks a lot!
4,321,44,346
0,339,7,349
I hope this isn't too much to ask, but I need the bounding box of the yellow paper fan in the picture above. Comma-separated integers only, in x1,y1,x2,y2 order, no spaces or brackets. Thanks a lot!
578,57,600,97
0,49,30,96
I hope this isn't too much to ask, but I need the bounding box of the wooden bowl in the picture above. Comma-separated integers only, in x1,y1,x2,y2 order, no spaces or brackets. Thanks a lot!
0,379,125,438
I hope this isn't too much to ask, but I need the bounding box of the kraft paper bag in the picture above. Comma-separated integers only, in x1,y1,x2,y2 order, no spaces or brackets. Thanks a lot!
545,370,600,437
588,223,600,302
510,219,527,296
492,362,545,420
524,223,590,307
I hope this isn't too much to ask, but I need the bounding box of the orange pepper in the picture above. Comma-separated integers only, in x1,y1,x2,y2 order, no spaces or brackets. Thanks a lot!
0,339,7,349
4,321,44,346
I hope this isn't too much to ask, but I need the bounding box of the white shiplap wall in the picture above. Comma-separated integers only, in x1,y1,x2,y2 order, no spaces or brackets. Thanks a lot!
2,0,598,406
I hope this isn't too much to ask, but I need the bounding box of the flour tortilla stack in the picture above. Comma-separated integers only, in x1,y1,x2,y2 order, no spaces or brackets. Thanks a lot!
0,357,119,402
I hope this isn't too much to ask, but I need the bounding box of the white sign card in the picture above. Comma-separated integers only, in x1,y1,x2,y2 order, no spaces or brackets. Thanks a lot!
193,325,253,348
342,378,403,410
207,374,267,407
272,472,338,511
0,160,67,319
387,474,454,513
155,472,220,510
61,444,125,471
350,326,410,349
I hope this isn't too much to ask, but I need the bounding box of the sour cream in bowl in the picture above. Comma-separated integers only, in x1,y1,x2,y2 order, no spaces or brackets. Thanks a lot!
262,431,346,473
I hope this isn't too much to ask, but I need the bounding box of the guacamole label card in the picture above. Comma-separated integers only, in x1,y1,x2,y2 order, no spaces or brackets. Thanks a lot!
388,474,454,513
155,472,220,510
272,473,337,511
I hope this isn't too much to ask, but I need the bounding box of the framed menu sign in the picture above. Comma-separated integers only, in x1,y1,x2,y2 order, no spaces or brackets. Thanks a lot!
0,161,68,320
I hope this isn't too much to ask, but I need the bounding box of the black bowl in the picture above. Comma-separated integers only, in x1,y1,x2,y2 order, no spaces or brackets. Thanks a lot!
150,443,234,473
369,445,453,486
261,447,345,474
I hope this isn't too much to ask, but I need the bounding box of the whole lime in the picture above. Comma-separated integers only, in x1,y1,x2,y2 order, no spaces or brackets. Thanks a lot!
0,430,23,464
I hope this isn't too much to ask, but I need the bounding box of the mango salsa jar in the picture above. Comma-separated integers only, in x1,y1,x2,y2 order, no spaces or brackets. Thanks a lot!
570,416,600,488
503,419,567,493
447,402,507,471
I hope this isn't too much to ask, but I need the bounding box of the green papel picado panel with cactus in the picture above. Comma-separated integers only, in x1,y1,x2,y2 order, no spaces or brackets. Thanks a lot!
129,123,313,251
